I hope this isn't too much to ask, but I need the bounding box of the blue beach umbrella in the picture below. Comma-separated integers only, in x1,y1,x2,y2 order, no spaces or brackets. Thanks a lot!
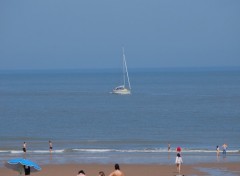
5,158,41,175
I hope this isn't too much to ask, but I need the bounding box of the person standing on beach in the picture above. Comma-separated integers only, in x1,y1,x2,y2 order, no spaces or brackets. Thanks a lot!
168,143,171,151
49,140,53,152
109,164,125,176
222,143,228,155
175,153,183,173
22,142,27,153
216,145,220,156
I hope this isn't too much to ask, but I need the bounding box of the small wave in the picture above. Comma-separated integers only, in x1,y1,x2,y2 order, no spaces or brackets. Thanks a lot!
10,150,23,154
182,149,239,153
53,149,65,153
32,149,65,153
31,150,50,153
9,149,65,154
3,148,239,154
116,149,163,153
73,149,113,152
71,148,240,153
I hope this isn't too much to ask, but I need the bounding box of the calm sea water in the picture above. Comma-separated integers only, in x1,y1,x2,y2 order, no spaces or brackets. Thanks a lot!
0,68,240,165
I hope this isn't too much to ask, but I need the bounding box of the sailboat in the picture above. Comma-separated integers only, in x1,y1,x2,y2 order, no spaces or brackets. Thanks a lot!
112,48,131,95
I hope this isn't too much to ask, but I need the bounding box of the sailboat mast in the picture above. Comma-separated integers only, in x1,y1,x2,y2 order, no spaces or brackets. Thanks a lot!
122,48,126,87
122,47,131,90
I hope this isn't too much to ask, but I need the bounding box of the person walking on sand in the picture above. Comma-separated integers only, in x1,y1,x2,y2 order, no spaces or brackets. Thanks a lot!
175,153,183,173
77,170,86,176
22,142,27,153
49,140,53,152
109,164,125,176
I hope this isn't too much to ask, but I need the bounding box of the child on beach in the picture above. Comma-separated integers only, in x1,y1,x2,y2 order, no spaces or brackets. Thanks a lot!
175,153,183,173
176,146,181,153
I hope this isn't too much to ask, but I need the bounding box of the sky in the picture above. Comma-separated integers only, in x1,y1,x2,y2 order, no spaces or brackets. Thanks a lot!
0,0,240,70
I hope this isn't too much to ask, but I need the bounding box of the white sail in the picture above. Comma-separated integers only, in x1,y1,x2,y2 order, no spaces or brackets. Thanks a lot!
112,48,131,95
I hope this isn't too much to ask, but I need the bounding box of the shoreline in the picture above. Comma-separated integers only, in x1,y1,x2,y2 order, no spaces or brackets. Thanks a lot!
1,151,240,167
1,162,240,176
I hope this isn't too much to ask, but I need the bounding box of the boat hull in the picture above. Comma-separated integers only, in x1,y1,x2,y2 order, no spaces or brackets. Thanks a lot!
112,88,131,95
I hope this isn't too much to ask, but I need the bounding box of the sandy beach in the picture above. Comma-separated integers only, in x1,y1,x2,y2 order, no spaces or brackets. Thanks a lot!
1,162,240,176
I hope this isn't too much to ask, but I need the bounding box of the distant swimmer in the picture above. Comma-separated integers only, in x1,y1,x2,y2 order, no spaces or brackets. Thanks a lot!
168,143,171,151
109,164,125,176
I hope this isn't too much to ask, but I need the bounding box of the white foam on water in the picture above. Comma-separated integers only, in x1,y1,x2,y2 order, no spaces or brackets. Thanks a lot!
73,149,113,152
10,150,22,154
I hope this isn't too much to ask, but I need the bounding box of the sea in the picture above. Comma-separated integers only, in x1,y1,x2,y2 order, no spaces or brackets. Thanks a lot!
0,68,240,166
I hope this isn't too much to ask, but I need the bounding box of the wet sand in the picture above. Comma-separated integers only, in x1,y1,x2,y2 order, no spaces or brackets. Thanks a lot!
1,162,239,176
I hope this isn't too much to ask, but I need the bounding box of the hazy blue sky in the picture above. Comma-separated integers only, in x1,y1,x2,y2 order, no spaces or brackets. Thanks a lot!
1,0,240,70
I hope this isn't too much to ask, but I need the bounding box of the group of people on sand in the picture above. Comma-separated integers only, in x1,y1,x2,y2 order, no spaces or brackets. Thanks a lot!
77,164,124,176
21,141,229,175
22,140,53,153
174,143,229,174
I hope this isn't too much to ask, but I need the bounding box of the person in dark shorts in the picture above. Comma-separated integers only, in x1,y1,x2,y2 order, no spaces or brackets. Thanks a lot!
216,145,220,156
168,143,171,151
49,140,53,152
23,142,27,153
24,165,30,175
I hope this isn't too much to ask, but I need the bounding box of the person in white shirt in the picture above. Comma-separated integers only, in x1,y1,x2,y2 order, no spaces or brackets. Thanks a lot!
175,153,183,173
